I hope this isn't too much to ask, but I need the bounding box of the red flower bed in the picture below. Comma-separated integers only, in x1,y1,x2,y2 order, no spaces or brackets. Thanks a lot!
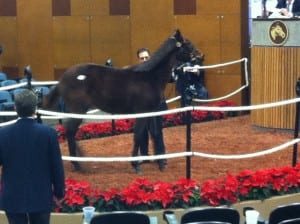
54,164,300,213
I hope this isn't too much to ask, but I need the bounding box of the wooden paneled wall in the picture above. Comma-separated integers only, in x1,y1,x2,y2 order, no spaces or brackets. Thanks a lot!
251,47,300,129
0,0,245,106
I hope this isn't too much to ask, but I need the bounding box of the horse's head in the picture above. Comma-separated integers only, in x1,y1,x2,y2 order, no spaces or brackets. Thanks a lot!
171,29,204,65
170,30,207,106
132,29,204,93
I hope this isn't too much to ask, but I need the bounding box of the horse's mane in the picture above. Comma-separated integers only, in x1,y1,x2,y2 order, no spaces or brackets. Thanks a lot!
133,35,179,73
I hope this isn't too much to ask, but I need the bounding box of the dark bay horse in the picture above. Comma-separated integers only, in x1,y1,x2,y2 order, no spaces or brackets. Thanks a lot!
43,29,202,171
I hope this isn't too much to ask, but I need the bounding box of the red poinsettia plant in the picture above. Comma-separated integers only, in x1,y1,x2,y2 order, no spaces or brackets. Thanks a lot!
53,164,300,213
55,100,236,142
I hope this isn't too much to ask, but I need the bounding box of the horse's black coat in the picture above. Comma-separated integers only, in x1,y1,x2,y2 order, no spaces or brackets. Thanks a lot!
44,29,202,171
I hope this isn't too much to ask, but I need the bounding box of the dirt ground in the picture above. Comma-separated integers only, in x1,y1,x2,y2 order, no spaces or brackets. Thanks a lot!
61,114,299,191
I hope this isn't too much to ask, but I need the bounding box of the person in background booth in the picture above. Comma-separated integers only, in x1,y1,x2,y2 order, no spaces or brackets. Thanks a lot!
133,48,167,171
263,0,280,16
174,52,208,107
275,0,300,17
0,89,65,224
263,0,300,18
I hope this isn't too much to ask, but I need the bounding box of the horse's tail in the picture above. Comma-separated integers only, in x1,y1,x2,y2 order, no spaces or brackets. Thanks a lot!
43,85,61,110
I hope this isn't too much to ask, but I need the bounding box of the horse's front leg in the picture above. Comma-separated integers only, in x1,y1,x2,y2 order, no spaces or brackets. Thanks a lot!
65,118,83,171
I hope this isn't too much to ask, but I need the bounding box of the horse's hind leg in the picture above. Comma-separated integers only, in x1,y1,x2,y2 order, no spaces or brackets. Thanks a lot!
65,118,83,171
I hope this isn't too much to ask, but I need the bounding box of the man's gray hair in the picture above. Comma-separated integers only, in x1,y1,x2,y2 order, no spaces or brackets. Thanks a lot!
14,89,38,117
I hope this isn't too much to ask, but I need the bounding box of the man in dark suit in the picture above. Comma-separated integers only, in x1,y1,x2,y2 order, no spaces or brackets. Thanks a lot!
133,48,167,172
276,0,300,17
0,89,65,224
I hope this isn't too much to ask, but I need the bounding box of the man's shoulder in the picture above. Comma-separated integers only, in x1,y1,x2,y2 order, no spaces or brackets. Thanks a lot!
35,122,56,132
0,124,15,140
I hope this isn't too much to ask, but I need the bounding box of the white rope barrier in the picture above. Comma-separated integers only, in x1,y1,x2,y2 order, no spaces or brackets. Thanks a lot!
0,111,17,116
184,58,250,103
0,82,27,91
0,118,18,127
0,58,299,164
62,152,191,162
34,97,300,120
166,96,181,104
31,81,58,86
0,57,252,120
61,138,299,162
0,80,58,91
183,58,248,72
193,97,300,112
1,97,300,121
193,138,300,159
37,107,193,120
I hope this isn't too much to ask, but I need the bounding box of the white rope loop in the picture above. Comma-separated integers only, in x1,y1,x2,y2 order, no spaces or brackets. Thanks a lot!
184,57,250,103
0,58,298,163
62,138,300,162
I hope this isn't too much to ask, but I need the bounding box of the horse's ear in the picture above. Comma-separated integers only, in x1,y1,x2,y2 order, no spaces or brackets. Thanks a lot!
173,29,184,43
